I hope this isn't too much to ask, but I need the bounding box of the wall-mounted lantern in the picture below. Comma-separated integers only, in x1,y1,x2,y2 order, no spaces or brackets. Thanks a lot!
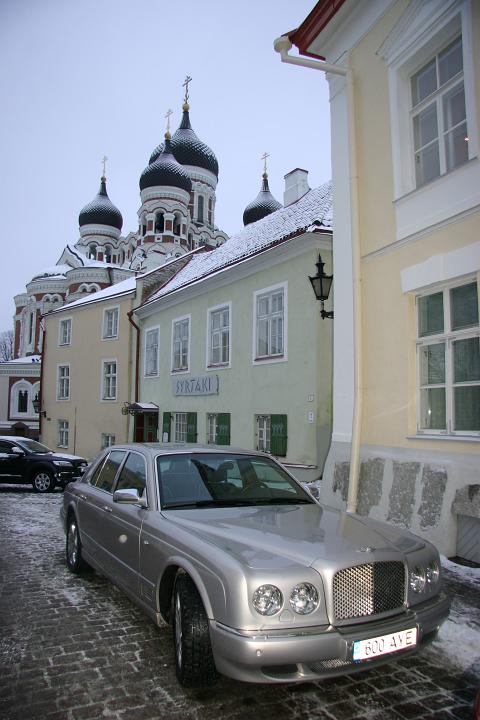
309,254,334,319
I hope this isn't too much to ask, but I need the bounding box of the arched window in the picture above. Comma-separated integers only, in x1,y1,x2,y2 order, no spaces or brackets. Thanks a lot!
197,196,204,223
104,246,112,263
173,212,182,236
155,212,165,233
188,232,193,250
88,244,97,259
18,390,28,413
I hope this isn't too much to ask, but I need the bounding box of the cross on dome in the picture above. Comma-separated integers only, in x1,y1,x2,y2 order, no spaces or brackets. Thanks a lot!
261,151,270,176
101,155,108,179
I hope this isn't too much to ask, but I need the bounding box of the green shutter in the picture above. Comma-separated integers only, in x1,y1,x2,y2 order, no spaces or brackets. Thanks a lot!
162,412,171,442
270,415,287,457
186,412,197,443
216,413,231,445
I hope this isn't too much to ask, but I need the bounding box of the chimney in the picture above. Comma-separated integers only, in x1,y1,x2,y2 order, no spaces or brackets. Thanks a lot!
284,168,309,206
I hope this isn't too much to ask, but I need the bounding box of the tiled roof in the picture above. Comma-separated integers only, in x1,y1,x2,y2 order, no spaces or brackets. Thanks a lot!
144,182,332,305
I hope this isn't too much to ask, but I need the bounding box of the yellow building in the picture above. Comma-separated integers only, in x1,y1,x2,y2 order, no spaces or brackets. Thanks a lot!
276,0,480,560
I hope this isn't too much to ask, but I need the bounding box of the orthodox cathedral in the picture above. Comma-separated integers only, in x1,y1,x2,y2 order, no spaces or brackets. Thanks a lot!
12,80,282,361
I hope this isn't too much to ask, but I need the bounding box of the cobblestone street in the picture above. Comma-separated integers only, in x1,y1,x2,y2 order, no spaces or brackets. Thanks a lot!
0,487,478,720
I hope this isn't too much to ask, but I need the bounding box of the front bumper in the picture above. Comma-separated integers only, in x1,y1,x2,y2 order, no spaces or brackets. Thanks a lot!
209,591,450,683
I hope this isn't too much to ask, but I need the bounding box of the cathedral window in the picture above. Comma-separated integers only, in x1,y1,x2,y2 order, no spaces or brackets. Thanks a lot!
105,246,112,263
17,390,28,413
173,212,181,236
197,195,204,223
88,244,97,259
155,212,165,233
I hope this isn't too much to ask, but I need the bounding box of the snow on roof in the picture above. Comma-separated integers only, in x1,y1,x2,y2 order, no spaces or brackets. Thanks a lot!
31,265,71,281
1,355,41,364
53,276,137,313
144,182,332,305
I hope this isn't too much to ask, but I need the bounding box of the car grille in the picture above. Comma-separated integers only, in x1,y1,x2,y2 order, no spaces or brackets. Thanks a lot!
333,561,405,621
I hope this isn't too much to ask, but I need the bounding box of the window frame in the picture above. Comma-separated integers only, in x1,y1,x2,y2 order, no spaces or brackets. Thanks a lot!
416,277,480,437
101,433,116,450
171,315,190,373
102,306,119,340
207,302,231,369
58,317,72,347
101,359,118,402
57,419,69,449
252,282,288,364
144,326,160,377
57,363,70,401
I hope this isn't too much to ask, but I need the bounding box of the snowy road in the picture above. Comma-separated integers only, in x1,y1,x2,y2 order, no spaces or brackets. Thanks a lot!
0,487,478,720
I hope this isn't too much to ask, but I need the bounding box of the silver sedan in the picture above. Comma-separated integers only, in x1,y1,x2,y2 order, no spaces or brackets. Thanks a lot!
61,444,450,687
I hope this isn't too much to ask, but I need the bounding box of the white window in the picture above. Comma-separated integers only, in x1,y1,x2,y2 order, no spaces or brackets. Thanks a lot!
256,415,271,452
59,318,72,346
102,360,117,401
58,420,69,448
411,36,467,188
207,413,218,444
103,308,119,339
172,316,190,372
101,433,115,449
254,284,287,361
416,280,479,435
174,412,187,443
208,304,230,367
145,327,160,377
57,365,70,400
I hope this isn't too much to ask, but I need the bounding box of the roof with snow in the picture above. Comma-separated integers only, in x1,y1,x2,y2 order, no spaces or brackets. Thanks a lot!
48,276,137,314
143,182,332,306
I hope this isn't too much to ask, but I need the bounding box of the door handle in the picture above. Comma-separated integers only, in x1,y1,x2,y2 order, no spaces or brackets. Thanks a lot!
79,494,87,500
103,505,113,513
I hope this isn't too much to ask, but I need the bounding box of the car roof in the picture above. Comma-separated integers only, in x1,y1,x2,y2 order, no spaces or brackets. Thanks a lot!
106,443,268,459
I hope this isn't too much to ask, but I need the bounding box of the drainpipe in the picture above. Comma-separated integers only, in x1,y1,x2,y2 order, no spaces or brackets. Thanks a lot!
274,35,362,514
38,317,46,440
127,309,140,404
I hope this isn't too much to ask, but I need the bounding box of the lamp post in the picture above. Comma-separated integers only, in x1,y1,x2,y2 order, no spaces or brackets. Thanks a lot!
309,254,334,319
32,394,47,418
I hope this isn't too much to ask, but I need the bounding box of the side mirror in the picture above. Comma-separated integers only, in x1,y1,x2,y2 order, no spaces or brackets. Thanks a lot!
113,488,147,508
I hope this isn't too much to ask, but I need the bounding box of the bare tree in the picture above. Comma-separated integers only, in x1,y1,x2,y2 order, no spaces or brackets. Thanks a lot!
0,329,14,362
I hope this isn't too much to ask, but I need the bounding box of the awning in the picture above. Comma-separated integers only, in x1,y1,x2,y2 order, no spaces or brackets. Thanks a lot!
121,402,159,415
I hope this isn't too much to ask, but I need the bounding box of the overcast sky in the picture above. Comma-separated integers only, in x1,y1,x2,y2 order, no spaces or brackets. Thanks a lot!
0,0,331,333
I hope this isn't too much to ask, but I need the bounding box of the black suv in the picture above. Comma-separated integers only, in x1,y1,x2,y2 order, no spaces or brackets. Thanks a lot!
0,437,88,493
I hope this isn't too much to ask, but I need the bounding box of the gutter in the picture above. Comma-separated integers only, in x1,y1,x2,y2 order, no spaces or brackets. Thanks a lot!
274,35,362,515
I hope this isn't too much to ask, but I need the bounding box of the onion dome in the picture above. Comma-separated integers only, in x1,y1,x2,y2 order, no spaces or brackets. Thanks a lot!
149,103,219,178
140,133,192,193
79,177,123,230
243,173,282,226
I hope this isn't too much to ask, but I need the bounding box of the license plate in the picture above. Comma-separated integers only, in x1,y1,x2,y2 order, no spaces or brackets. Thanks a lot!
353,627,417,661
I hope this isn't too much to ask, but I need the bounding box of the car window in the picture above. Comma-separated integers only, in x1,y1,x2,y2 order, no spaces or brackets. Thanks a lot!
90,450,126,493
156,453,314,508
115,452,147,495
15,439,51,454
0,441,14,453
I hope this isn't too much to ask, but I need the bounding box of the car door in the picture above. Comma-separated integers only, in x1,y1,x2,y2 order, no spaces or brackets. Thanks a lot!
76,449,126,572
101,450,148,597
0,440,22,479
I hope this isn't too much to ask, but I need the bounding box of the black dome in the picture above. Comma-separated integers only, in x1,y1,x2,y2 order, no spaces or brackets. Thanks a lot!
79,178,123,230
149,107,219,178
243,175,282,226
140,136,192,193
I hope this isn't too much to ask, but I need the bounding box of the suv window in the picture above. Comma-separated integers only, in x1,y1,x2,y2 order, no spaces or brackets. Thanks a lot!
90,450,126,493
116,452,147,495
0,441,15,453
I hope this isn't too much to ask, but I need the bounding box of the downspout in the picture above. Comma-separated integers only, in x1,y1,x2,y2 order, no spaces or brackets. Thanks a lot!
38,317,46,439
127,309,140,404
274,36,362,514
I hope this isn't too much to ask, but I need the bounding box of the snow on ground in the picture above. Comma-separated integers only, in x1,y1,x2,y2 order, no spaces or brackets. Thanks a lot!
429,556,480,675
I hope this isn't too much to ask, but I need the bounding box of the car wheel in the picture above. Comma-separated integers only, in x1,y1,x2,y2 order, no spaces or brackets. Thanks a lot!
66,516,90,574
31,469,55,493
173,573,218,688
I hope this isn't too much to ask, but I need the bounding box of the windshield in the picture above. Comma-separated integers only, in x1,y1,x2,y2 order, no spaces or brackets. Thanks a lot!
15,439,51,454
156,453,315,509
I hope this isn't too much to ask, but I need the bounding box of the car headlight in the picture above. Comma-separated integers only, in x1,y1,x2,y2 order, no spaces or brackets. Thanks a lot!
289,583,319,615
409,566,426,593
53,460,73,467
426,560,440,584
252,585,283,616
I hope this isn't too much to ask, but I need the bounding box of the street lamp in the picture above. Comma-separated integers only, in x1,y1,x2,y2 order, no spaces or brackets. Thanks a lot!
309,254,334,319
32,394,47,417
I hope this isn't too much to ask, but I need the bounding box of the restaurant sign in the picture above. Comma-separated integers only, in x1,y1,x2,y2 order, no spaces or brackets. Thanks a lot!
172,375,219,396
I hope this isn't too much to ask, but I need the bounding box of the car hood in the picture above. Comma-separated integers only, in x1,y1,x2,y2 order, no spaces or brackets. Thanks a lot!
47,452,86,463
163,503,425,570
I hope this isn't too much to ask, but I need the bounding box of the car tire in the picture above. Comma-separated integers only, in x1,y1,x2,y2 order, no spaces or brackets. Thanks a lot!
31,469,55,493
66,515,91,574
173,573,218,688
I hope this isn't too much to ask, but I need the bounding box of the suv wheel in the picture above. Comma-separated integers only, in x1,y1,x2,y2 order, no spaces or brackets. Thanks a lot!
31,469,55,493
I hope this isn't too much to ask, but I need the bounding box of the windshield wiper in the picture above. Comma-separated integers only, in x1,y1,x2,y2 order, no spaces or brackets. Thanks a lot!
161,497,314,509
